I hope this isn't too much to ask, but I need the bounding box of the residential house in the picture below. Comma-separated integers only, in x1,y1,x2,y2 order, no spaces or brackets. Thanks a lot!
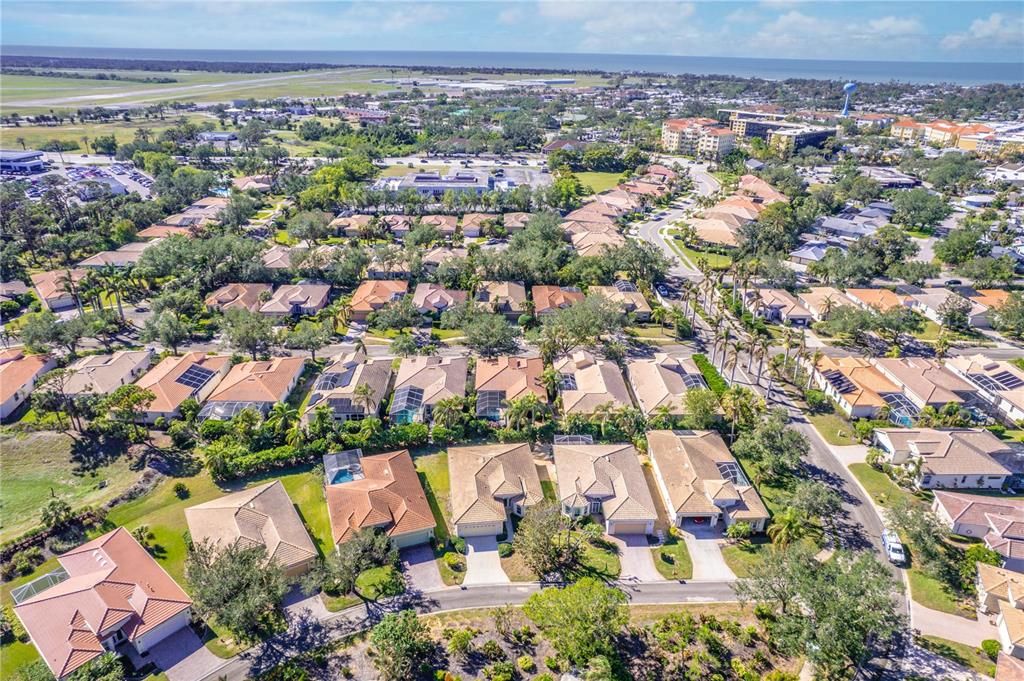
325,449,435,548
305,351,392,422
421,247,467,273
78,242,155,269
999,601,1024,660
997,652,1024,679
0,349,56,420
874,428,1013,490
553,443,658,534
502,212,532,232
185,481,317,577
448,443,544,537
553,350,633,415
932,492,1024,571
152,196,228,232
366,251,411,280
475,281,527,320
411,283,467,315
532,285,584,317
12,528,192,680
390,356,468,424
232,175,273,193
789,241,831,266
420,214,459,238
743,288,812,326
809,356,901,420
460,213,495,238
259,283,331,318
646,430,769,532
977,563,1024,614
570,229,627,257
64,350,153,397
205,283,272,313
134,353,231,423
137,225,194,239
30,269,87,311
349,280,408,322
330,214,373,238
381,215,414,238
903,286,992,329
0,280,28,305
262,244,303,270
626,354,708,416
946,355,1024,426
590,282,652,321
844,288,910,312
797,287,856,321
198,357,305,421
872,358,979,413
474,356,546,422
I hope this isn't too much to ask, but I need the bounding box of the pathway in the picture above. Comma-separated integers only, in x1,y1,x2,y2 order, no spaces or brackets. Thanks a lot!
400,544,445,592
911,600,997,648
463,535,510,585
679,526,736,581
610,534,662,582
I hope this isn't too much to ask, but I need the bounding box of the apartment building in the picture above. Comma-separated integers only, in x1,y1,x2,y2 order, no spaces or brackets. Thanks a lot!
660,118,736,160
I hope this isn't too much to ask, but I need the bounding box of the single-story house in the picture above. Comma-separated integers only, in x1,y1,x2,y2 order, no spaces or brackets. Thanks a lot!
796,287,856,321
946,355,1024,426
475,281,527,320
30,269,88,311
205,283,272,313
350,280,408,322
977,562,1024,615
874,428,1013,490
134,352,231,423
553,350,633,416
474,355,546,422
626,354,708,416
305,351,392,422
259,283,331,318
743,288,812,326
589,282,652,322
460,213,496,238
933,492,1024,571
411,283,467,315
198,357,305,421
390,356,468,424
0,349,56,420
64,350,153,397
532,285,584,317
448,443,543,537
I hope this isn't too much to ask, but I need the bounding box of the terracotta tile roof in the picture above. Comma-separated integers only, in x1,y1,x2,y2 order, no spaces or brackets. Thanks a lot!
738,175,788,203
553,443,657,521
553,350,633,414
30,269,87,304
971,289,1011,309
326,450,435,544
997,653,1024,680
474,356,547,403
185,480,317,572
14,528,191,679
814,356,900,408
411,283,468,314
205,283,272,312
207,357,304,404
420,214,458,233
0,349,53,405
137,225,194,239
350,280,408,316
448,443,543,525
532,285,584,315
135,352,231,414
475,281,527,315
647,430,768,522
845,288,910,311
64,350,153,396
627,354,705,415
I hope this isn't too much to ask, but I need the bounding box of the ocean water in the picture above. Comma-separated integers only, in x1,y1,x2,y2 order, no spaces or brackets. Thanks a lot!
4,45,1021,86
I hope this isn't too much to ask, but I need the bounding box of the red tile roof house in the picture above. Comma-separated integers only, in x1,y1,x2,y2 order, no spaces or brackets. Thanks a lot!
0,348,56,421
13,527,192,680
933,492,1024,571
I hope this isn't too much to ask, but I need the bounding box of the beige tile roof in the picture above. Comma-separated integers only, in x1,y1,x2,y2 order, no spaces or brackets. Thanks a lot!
532,285,584,315
475,356,547,402
814,356,901,408
570,230,627,257
394,355,468,406
205,283,272,312
475,281,527,315
1001,600,1024,646
553,443,657,522
329,214,372,235
326,450,435,544
137,225,194,239
14,528,192,679
420,214,458,233
30,269,87,305
946,355,1024,414
738,174,788,203
78,241,156,268
689,217,741,247
259,284,330,315
262,244,303,269
877,428,1013,477
207,357,305,404
65,350,153,396
561,219,619,237
305,351,392,418
935,491,1024,529
700,210,747,230
0,349,53,405
590,285,652,318
977,563,1024,606
626,354,705,415
797,287,856,318
872,358,978,406
553,351,633,414
748,288,811,318
448,443,543,525
421,247,468,268
647,430,769,522
461,213,497,230
411,283,468,313
502,212,532,230
350,280,408,317
845,288,910,312
185,481,317,572
996,652,1024,681
135,352,231,414
381,215,414,233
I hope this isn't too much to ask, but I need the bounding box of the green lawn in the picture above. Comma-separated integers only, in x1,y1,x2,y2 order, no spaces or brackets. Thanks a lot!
0,639,41,672
0,432,145,544
681,245,732,270
577,171,621,194
412,450,464,585
540,480,557,503
916,635,995,677
354,565,404,600
848,463,922,509
721,537,773,578
500,532,621,581
908,568,976,619
807,413,858,446
652,535,693,580
380,164,446,177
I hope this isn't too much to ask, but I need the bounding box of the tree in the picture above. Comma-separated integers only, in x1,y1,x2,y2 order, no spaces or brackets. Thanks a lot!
787,480,842,520
872,305,924,350
18,310,84,354
97,384,155,440
886,498,951,578
304,529,399,598
41,498,73,529
523,578,628,666
461,310,521,357
368,610,435,681
66,652,125,681
732,408,808,482
222,308,274,359
538,294,624,360
186,539,287,640
368,298,422,332
937,293,973,331
142,311,193,354
956,255,1016,288
887,260,939,286
934,226,991,265
512,502,578,579
767,508,809,548
32,367,86,431
283,320,331,360
287,210,333,245
892,188,950,229
994,292,1024,339
682,388,719,430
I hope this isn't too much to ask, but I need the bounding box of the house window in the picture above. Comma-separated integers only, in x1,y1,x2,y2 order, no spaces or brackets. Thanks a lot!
589,501,601,514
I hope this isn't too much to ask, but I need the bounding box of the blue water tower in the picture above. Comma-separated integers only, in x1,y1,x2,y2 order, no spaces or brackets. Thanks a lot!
841,82,857,117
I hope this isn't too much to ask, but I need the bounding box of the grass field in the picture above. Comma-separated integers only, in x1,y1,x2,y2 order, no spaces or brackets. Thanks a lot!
652,535,693,580
412,449,465,585
0,114,216,151
848,463,922,509
577,171,622,194
380,164,446,177
681,245,732,270
807,412,858,446
0,432,144,544
917,635,995,677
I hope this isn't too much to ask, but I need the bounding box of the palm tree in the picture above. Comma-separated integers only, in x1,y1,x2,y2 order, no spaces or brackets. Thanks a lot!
712,325,729,370
651,305,668,329
541,367,561,402
590,401,614,439
15,137,26,151
431,396,464,429
352,383,377,416
649,404,675,430
806,350,824,390
58,269,85,316
505,393,548,431
99,265,128,321
267,403,298,437
767,508,809,548
934,332,951,359
728,340,745,383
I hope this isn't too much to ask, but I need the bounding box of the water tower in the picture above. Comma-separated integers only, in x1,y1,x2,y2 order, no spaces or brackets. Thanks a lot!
841,82,857,117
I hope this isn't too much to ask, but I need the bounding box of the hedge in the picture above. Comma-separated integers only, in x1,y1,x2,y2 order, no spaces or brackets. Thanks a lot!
692,354,729,396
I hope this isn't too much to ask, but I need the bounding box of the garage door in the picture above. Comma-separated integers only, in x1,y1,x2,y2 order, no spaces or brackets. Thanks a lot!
609,520,652,535
455,521,503,538
393,528,434,548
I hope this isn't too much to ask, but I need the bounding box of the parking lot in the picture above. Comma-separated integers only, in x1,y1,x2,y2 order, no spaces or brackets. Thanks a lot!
2,161,154,200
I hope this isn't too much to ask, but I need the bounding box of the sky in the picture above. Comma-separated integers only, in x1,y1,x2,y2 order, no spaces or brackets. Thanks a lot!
3,0,1023,63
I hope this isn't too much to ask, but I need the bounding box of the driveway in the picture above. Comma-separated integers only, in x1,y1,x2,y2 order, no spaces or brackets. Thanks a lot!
610,534,663,583
679,525,736,581
463,535,510,585
147,627,225,681
401,544,445,592
283,585,328,620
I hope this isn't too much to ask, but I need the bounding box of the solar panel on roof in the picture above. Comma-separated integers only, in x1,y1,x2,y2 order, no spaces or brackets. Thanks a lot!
328,397,362,415
822,370,856,394
993,371,1024,390
682,373,707,390
175,364,216,392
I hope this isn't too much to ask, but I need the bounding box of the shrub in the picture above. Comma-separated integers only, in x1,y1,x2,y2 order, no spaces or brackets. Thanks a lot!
12,553,33,575
173,482,191,499
725,522,752,541
446,628,474,659
497,542,513,558
480,639,505,661
0,562,16,581
853,419,876,442
865,447,886,470
516,656,535,673
692,354,728,396
451,537,467,554
982,639,1001,661
753,603,775,621
545,657,563,672
444,552,464,571
804,389,832,414
533,675,554,681
483,661,516,681
168,421,195,449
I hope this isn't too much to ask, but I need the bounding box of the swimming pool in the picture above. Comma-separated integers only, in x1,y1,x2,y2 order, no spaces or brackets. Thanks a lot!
330,468,355,485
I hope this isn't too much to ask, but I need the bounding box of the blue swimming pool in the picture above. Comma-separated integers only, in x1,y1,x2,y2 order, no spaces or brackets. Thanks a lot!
330,469,355,485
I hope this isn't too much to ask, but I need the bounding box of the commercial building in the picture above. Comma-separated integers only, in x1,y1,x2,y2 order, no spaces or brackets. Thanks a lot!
718,109,834,152
0,149,45,173
375,170,511,197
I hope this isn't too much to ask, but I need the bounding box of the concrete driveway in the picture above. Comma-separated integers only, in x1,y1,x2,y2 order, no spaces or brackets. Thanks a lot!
680,525,736,581
401,544,445,592
463,536,510,585
147,627,225,681
610,534,663,583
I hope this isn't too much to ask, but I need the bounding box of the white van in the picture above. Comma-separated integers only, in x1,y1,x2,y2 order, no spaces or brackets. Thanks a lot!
882,529,906,566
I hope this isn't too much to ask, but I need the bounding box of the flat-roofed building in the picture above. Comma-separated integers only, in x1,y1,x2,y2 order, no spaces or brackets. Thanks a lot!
0,149,45,173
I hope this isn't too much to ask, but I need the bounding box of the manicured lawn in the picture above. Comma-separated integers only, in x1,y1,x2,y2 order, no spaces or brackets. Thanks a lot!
277,468,333,556
0,432,144,544
412,450,465,586
540,480,557,503
917,635,995,677
807,412,858,446
721,536,773,578
652,535,693,580
913,320,942,342
848,463,921,509
908,568,976,619
431,328,464,340
380,164,446,177
354,565,404,600
577,171,621,194
499,532,621,581
1,639,41,672
681,245,732,270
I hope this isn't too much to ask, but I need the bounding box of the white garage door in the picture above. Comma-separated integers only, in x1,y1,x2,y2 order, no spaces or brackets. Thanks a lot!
608,520,653,535
455,521,503,538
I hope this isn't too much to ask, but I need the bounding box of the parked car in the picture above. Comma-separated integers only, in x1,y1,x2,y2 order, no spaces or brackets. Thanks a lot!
882,529,906,566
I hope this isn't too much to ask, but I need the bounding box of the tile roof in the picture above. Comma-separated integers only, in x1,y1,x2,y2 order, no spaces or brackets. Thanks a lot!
872,358,978,406
14,528,192,679
448,443,544,525
570,230,626,257
1001,600,1024,646
814,355,901,408
207,357,304,404
305,351,392,418
411,283,468,313
185,481,317,572
946,355,1024,414
627,354,706,415
844,288,910,312
737,174,788,203
996,653,1024,681
474,356,547,403
64,350,152,396
421,247,468,268
30,269,88,304
553,350,633,414
137,225,194,239
461,213,497,230
326,450,435,544
205,283,272,312
502,212,532,229
796,287,856,317
259,284,330,315
393,356,468,407
0,349,53,405
135,352,231,414
350,280,408,316
262,244,303,269
475,281,527,315
532,285,585,314
877,428,1013,477
977,562,1024,606
553,443,657,522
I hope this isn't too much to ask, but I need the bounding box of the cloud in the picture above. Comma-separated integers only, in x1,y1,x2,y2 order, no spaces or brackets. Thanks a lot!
498,7,524,25
726,8,760,24
867,16,924,37
537,0,698,52
940,12,1024,51
747,10,926,59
